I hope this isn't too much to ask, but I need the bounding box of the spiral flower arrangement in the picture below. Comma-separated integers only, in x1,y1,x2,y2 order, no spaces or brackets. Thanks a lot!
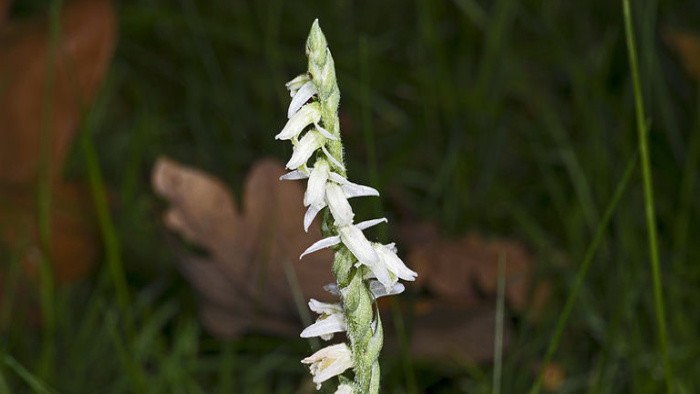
274,20,417,393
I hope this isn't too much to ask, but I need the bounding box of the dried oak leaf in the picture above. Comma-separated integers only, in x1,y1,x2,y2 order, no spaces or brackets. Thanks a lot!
388,222,549,363
152,157,335,338
0,182,99,284
663,28,700,82
0,0,116,183
0,0,115,306
404,225,546,313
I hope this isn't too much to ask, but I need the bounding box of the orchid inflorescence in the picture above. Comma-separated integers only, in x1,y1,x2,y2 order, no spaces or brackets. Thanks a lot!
275,19,417,393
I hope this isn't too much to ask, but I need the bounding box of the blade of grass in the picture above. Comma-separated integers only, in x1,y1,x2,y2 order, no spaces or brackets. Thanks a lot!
36,0,63,380
622,0,673,391
529,154,637,394
360,35,417,394
79,103,131,327
492,253,506,394
3,354,54,394
105,311,147,393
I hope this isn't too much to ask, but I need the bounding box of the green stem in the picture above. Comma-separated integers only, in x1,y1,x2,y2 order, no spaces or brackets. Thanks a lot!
529,155,637,394
622,1,673,392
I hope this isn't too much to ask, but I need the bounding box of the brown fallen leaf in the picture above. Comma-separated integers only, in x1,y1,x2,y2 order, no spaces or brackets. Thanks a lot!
0,0,116,183
384,303,511,364
663,28,700,82
403,224,546,314
0,182,98,284
152,157,336,338
0,0,116,331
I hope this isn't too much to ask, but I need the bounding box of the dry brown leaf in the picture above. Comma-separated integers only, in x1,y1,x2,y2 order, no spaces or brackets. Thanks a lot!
663,28,700,82
384,303,511,364
403,225,543,313
0,182,98,284
152,157,336,338
0,0,116,183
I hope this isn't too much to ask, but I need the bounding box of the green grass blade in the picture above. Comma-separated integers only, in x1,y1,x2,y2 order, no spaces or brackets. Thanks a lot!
622,0,673,391
492,253,506,394
36,0,63,381
3,354,54,394
529,154,637,394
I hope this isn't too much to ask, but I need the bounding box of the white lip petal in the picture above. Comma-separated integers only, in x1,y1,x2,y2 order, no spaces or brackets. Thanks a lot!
300,313,346,339
304,161,330,207
335,384,354,394
341,182,379,199
375,244,418,282
288,81,318,118
279,169,309,180
369,280,405,298
286,131,323,169
338,225,379,267
363,254,393,290
301,344,354,389
355,217,388,231
326,183,354,226
286,74,310,96
300,235,341,260
275,103,321,140
304,203,325,232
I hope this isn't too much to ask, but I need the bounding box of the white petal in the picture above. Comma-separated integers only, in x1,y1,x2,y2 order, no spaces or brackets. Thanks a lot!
314,121,338,140
369,280,405,298
323,283,340,295
304,203,325,232
279,169,309,180
302,344,354,389
338,225,379,267
304,161,330,207
362,254,393,290
300,235,341,260
355,217,388,231
300,313,346,339
375,243,417,282
288,81,318,118
335,384,354,394
286,74,310,96
275,103,321,140
286,130,324,169
326,183,354,226
321,144,345,170
342,182,380,199
328,172,349,184
384,242,397,253
308,299,343,315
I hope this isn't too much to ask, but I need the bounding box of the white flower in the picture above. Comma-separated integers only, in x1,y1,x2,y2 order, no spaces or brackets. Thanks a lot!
335,383,354,394
301,343,354,390
304,174,380,231
299,218,387,267
286,130,325,169
286,74,310,97
326,183,354,226
304,161,330,208
275,102,321,141
288,81,318,118
371,243,418,290
300,299,346,340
